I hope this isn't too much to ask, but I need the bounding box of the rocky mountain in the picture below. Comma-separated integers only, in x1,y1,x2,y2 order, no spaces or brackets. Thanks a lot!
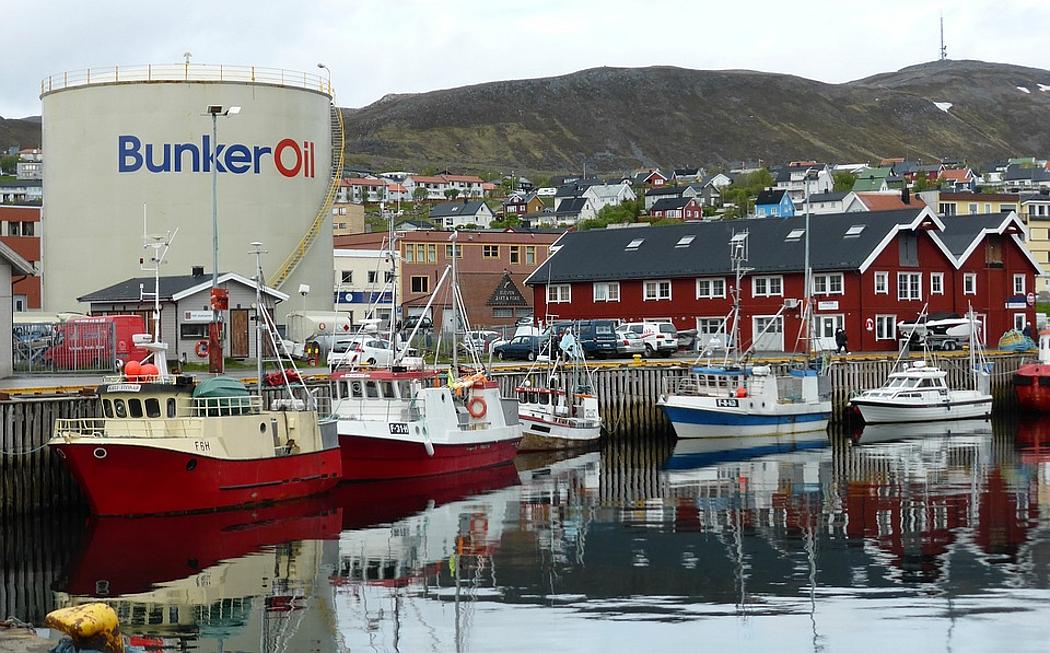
342,60,1050,173
6,60,1050,174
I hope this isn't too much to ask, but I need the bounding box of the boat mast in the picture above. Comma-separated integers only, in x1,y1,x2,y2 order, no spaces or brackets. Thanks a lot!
803,171,814,361
450,230,459,372
727,231,750,367
251,241,268,390
387,208,398,350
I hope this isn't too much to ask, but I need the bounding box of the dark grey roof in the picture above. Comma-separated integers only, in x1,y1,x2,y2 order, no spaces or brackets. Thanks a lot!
917,163,943,173
773,169,792,183
673,167,701,177
554,182,596,198
430,201,487,218
555,197,589,215
756,189,788,206
1005,165,1050,182
934,213,1017,258
645,185,685,197
0,178,42,187
808,191,849,203
892,161,921,175
527,209,929,284
79,273,217,302
650,197,692,211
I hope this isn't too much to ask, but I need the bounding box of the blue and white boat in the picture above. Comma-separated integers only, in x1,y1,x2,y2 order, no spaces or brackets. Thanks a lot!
658,230,832,440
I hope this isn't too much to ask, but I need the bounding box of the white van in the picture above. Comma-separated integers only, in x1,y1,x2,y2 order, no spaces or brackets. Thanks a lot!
618,321,678,358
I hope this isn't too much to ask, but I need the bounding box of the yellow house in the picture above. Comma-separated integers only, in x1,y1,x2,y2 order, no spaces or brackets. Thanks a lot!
1022,195,1050,293
937,192,1021,216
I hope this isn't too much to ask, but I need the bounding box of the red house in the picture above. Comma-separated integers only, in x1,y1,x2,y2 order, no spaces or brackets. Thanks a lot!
650,197,702,220
525,208,1039,352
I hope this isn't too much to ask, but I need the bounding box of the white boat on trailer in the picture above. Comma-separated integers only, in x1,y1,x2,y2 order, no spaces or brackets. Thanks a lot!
658,230,832,440
850,306,992,424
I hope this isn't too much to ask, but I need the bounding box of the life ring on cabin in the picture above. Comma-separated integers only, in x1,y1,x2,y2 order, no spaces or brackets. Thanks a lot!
195,340,209,358
467,396,487,418
318,322,327,331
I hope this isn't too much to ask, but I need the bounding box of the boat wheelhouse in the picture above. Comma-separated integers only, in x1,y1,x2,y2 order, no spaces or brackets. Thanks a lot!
515,385,600,450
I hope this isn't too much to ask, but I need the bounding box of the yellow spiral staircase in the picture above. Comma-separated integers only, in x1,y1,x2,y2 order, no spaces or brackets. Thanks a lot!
268,104,345,288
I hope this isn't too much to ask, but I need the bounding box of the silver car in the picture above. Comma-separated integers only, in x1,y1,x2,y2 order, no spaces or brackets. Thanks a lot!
616,330,646,356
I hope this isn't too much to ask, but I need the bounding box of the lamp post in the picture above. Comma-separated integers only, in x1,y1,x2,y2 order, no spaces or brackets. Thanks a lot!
317,63,331,95
205,104,240,373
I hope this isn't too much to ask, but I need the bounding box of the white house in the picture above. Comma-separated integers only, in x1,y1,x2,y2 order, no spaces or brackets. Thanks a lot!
775,163,834,204
429,201,495,229
334,249,396,321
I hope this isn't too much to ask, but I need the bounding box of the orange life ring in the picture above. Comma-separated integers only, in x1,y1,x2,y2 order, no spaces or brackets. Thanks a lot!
318,322,327,331
467,396,487,418
195,339,209,358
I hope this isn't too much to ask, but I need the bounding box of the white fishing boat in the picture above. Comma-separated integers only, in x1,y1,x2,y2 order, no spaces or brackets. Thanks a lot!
515,327,601,451
850,306,992,424
658,230,832,439
331,231,522,480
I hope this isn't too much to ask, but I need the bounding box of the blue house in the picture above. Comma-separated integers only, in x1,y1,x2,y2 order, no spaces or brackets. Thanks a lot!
754,189,795,218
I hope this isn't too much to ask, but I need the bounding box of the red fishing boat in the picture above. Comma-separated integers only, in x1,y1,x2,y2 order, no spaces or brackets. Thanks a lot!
48,235,341,516
1013,329,1050,411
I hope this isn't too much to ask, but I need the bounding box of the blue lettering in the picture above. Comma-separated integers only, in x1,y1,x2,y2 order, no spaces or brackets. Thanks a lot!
173,143,200,172
224,144,251,174
252,146,272,174
212,144,227,173
145,143,171,173
118,135,142,173
201,134,210,173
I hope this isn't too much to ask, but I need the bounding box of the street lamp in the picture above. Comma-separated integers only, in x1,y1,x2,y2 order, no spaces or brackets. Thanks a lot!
317,63,331,95
204,104,240,373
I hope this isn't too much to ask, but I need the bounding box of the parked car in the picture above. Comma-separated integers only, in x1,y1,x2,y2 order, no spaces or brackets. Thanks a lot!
402,315,433,330
616,330,646,356
327,336,395,372
548,319,619,358
460,330,501,356
619,321,678,358
492,335,542,361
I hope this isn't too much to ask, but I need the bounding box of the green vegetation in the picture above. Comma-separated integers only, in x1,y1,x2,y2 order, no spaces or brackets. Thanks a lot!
490,215,522,229
832,171,856,192
720,169,774,219
444,188,461,200
0,154,17,175
578,198,644,230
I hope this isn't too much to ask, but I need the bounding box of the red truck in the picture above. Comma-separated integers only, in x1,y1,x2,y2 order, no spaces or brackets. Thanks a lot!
44,315,149,371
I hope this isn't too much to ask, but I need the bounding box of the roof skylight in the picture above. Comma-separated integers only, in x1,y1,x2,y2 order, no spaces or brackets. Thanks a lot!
845,224,866,237
626,238,645,250
675,235,695,248
785,229,805,241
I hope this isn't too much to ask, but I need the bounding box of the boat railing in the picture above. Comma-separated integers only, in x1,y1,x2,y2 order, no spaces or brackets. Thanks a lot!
189,395,262,417
665,376,728,397
100,373,181,385
53,417,205,439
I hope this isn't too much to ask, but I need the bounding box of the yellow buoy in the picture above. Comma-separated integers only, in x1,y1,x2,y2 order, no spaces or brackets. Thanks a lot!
45,603,124,653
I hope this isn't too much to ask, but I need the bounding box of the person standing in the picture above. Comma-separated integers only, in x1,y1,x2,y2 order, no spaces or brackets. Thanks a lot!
1024,322,1034,341
835,327,849,354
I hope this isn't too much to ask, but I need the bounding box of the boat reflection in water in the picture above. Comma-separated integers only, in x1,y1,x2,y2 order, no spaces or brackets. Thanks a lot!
851,417,993,445
664,432,829,471
54,497,343,653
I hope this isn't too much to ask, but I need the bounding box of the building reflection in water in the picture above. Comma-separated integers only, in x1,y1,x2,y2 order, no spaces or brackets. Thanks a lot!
48,418,1050,652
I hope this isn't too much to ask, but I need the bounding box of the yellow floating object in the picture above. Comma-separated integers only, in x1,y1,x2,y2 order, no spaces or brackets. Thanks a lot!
45,603,124,653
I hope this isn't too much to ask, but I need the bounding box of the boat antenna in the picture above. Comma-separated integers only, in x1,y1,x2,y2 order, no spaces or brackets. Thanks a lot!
450,230,460,373
139,204,177,377
251,242,269,391
724,230,750,367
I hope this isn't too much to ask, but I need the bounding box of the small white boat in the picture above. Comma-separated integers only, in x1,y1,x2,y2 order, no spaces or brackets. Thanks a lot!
851,307,992,424
516,328,602,451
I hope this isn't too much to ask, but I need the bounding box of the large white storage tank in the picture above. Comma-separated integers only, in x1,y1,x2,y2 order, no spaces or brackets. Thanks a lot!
40,64,337,316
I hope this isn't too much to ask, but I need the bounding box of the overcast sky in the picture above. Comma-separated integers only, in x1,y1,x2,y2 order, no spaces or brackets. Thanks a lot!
3,0,1048,118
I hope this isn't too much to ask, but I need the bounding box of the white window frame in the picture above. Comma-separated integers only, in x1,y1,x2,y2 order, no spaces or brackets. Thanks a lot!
963,272,976,295
593,281,620,302
695,277,726,299
812,273,844,296
930,272,944,295
896,272,922,301
1014,313,1028,331
547,284,572,303
875,315,896,341
643,279,672,301
1013,273,1026,295
815,314,844,338
696,316,732,348
752,275,784,298
874,271,888,295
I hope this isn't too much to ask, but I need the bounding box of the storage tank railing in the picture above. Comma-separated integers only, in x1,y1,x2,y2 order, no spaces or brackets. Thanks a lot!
41,63,333,97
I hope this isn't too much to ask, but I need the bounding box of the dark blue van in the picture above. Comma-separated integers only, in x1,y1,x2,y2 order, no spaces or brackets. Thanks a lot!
549,319,619,358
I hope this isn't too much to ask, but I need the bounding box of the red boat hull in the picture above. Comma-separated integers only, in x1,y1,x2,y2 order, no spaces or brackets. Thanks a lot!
338,434,520,481
52,443,342,516
1013,363,1050,411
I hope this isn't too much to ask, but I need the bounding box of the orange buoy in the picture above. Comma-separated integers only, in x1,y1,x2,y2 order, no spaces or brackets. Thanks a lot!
735,386,747,398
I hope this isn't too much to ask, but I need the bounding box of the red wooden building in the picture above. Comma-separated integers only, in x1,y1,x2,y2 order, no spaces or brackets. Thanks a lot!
0,205,40,310
526,208,1039,352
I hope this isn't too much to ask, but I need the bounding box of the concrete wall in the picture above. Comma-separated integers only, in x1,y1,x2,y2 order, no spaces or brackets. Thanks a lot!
41,76,333,319
0,263,12,377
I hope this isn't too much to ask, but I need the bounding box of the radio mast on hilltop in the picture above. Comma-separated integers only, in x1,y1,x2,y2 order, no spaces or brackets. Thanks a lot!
939,14,947,61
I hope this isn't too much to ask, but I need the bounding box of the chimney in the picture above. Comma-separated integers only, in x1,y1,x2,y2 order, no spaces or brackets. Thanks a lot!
462,196,468,204
192,265,205,276
901,186,911,205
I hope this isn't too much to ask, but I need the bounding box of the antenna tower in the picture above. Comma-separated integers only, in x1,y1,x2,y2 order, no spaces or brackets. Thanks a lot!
939,14,947,61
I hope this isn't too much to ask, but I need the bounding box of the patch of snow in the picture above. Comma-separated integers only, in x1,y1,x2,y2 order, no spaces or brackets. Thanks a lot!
933,101,953,113
1038,84,1050,92
1017,86,1031,94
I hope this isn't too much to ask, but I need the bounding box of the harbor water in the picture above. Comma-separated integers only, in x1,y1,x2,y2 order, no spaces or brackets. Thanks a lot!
4,417,1050,652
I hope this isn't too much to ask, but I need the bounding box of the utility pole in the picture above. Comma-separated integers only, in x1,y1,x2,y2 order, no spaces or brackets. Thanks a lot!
940,13,947,61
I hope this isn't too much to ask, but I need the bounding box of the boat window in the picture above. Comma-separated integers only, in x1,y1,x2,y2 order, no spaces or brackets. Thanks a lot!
380,382,395,398
398,381,413,399
365,381,380,398
905,379,920,388
128,399,143,418
350,381,364,398
918,379,936,388
145,398,161,418
102,399,114,418
167,398,177,418
887,378,904,388
113,399,127,418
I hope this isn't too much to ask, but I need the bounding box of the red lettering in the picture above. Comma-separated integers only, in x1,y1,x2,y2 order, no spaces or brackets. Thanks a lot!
274,138,302,178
